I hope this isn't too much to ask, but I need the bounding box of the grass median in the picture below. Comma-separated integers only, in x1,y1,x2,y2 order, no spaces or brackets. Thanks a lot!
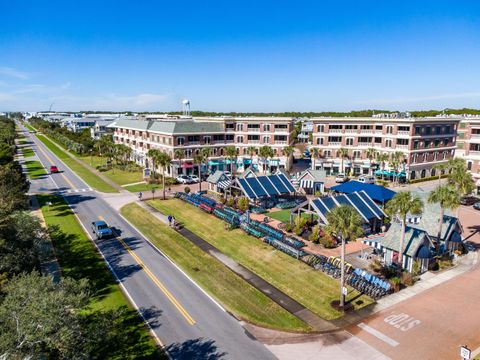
36,135,118,193
25,160,47,179
78,154,143,186
21,147,35,158
38,194,163,359
121,203,310,332
149,199,374,321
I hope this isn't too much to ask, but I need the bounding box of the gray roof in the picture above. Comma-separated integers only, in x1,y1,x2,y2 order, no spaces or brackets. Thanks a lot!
298,169,326,183
207,170,228,184
380,223,428,257
108,119,224,134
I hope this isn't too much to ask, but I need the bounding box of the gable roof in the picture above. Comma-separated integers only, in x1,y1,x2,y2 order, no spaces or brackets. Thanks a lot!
298,169,327,183
330,180,396,203
108,118,224,134
380,223,429,257
207,170,227,184
236,173,295,199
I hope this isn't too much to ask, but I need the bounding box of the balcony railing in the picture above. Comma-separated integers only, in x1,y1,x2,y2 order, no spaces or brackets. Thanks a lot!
395,144,409,149
345,129,358,133
328,142,341,146
329,129,343,134
397,130,410,135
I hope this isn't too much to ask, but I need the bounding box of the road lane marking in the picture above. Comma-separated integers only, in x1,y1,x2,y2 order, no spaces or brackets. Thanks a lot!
358,322,399,347
98,216,196,326
34,138,77,190
384,313,421,332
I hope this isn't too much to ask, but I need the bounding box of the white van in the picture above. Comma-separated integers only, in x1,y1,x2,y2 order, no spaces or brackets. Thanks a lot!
358,175,375,184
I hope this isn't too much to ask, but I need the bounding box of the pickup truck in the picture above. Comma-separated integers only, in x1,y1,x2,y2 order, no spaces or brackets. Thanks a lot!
91,220,113,239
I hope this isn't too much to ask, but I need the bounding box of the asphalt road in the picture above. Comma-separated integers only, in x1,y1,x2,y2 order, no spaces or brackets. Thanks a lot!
22,125,276,360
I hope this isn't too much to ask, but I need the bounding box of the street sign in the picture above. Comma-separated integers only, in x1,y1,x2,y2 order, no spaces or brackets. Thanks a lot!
460,346,471,360
143,168,151,178
342,286,348,296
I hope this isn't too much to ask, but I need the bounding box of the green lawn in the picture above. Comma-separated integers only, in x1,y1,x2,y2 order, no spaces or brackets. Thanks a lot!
36,135,118,193
21,147,35,158
78,155,143,185
149,199,374,321
268,209,316,223
24,160,47,179
124,183,161,193
38,195,163,359
121,203,309,332
24,123,35,132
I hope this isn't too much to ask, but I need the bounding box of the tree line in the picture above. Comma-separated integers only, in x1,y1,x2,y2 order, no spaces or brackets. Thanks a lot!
0,118,158,359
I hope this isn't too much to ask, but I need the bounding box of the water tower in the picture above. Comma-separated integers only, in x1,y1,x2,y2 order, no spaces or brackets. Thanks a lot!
182,99,191,116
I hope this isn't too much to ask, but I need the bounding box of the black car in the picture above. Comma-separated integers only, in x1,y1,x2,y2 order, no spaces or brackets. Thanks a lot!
473,202,480,210
460,196,480,206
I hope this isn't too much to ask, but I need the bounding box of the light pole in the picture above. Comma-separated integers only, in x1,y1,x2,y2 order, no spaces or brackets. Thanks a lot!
90,149,93,166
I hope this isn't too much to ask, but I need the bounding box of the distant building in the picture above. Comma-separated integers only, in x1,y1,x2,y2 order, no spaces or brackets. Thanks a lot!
297,120,313,144
456,115,480,192
310,115,460,180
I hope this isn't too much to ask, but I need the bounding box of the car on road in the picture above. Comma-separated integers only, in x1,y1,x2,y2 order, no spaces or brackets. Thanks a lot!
335,173,349,183
460,196,480,206
473,202,480,210
50,165,59,173
358,175,375,184
188,175,200,183
91,220,113,239
176,175,193,184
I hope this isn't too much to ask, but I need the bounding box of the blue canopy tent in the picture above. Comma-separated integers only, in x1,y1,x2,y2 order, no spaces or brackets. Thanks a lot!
330,180,396,204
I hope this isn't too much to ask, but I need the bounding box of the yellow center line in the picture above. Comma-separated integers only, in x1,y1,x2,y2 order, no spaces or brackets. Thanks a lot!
34,136,77,190
98,216,196,326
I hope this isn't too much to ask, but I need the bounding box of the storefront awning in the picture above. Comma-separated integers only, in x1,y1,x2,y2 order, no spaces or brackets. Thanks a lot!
183,162,194,169
300,179,314,189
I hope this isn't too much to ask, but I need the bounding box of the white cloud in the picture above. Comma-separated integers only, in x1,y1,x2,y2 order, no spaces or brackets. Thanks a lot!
354,92,480,105
0,66,29,80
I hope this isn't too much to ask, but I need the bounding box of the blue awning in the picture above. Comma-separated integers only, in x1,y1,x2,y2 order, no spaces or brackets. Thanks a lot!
243,159,252,164
330,180,396,203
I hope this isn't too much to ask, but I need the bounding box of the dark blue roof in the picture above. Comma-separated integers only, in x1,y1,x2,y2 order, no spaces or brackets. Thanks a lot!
330,180,396,203
237,174,295,199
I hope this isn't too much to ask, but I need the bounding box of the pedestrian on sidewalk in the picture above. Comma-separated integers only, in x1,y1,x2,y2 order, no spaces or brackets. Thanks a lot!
167,214,173,226
138,192,143,200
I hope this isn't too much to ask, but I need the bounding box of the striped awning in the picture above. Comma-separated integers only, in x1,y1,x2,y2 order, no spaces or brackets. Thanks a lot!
217,180,232,189
362,239,384,250
300,179,314,189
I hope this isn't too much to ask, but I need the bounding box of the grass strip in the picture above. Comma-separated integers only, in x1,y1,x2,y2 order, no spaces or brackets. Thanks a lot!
124,183,161,193
149,199,374,321
36,134,118,193
38,194,163,359
25,160,47,179
121,203,310,332
21,147,35,158
78,154,144,185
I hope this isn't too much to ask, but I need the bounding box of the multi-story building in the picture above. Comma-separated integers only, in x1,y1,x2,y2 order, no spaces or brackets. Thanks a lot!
456,116,480,191
310,115,460,180
109,116,295,177
297,119,313,144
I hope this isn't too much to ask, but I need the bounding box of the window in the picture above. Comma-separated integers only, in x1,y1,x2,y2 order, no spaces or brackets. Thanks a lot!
424,140,430,148
316,138,323,145
163,137,166,144
263,136,270,143
374,137,382,144
425,127,431,135
358,137,372,143
247,135,260,141
274,124,288,129
237,136,244,143
360,125,373,130
177,137,185,145
324,150,331,157
415,126,421,135
434,139,440,147
473,129,480,134
467,161,473,171
386,126,393,134
398,126,410,132
353,150,361,159
226,134,234,141
445,125,451,134
375,125,383,131
264,124,270,131
168,138,172,145
317,125,325,132
345,125,357,130
459,122,466,129
247,123,260,129
274,135,287,141
397,138,409,145
413,141,419,149
236,124,243,131
385,139,392,148
435,127,441,135
213,134,224,141
329,125,342,130
225,123,235,129
328,136,342,143
188,135,200,142
346,138,354,146
204,136,211,144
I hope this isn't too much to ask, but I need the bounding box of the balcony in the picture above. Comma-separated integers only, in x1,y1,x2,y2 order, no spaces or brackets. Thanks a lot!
345,129,358,134
328,142,341,146
395,144,409,150
360,129,374,134
329,129,343,134
397,130,410,135
357,142,371,147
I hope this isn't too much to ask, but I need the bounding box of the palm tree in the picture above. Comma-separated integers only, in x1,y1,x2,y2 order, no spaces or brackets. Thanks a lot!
337,147,348,174
246,146,257,170
147,148,162,179
282,146,295,171
365,148,378,175
376,152,389,180
310,147,320,171
433,162,449,184
194,153,204,192
428,185,460,249
225,146,237,177
259,145,274,174
201,147,211,177
390,151,404,183
447,160,475,196
157,151,172,200
324,205,364,309
386,192,424,267
174,149,184,176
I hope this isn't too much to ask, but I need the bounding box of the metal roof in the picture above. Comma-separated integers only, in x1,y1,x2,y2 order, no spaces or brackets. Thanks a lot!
236,173,295,199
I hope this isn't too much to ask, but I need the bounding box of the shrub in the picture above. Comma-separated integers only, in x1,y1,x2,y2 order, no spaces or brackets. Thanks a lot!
320,233,336,248
308,225,321,244
389,276,401,292
438,259,453,270
376,179,389,187
369,259,382,273
294,216,307,228
237,197,250,212
408,174,448,184
219,196,227,204
401,272,415,286
314,190,321,197
284,223,293,232
227,198,235,207
184,186,191,194
293,226,304,236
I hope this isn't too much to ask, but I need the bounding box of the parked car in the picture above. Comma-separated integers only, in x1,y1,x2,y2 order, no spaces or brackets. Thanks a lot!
176,175,193,184
304,150,311,158
460,196,480,206
335,173,349,183
50,165,59,173
358,175,375,184
91,220,113,239
188,175,200,183
473,202,480,210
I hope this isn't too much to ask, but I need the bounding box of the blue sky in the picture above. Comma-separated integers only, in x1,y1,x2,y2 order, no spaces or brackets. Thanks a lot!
1,1,479,112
